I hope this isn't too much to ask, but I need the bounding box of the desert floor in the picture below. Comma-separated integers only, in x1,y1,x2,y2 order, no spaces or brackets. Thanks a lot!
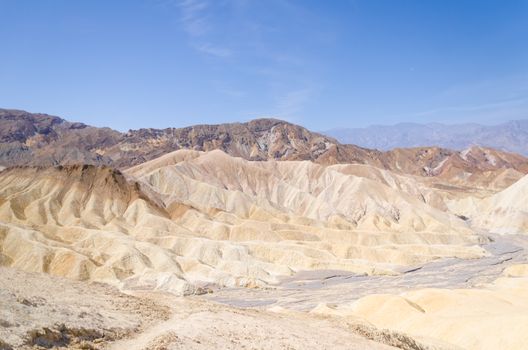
3,232,528,350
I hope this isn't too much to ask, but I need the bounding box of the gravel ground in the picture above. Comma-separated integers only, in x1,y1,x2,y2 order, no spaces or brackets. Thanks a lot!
0,267,169,349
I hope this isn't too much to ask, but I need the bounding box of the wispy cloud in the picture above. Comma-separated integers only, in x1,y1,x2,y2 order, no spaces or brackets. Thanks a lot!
193,43,232,58
173,0,236,59
275,87,313,118
159,0,323,121
177,0,210,37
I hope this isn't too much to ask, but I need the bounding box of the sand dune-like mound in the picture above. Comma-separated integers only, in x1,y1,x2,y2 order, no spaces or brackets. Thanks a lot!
129,149,473,233
469,174,528,234
130,150,486,268
0,153,487,295
0,165,195,294
319,264,528,349
0,165,167,225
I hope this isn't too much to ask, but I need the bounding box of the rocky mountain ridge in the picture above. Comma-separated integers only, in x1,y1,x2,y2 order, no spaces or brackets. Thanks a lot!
2,108,528,182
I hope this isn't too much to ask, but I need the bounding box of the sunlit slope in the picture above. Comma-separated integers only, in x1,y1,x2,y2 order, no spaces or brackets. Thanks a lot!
471,174,528,234
130,150,486,265
129,150,477,233
315,264,528,350
0,152,486,295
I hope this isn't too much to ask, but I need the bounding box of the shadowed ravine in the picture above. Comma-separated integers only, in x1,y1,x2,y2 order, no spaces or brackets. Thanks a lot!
207,233,528,311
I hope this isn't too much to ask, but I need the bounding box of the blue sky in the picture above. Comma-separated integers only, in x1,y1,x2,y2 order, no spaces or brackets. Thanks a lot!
0,0,527,131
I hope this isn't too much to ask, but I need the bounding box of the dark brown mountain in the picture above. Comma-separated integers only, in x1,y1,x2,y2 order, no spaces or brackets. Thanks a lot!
1,108,528,181
0,108,384,168
0,109,121,166
105,118,387,168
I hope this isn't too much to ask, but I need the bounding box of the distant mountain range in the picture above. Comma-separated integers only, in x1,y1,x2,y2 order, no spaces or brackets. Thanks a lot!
2,108,528,182
324,120,528,155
